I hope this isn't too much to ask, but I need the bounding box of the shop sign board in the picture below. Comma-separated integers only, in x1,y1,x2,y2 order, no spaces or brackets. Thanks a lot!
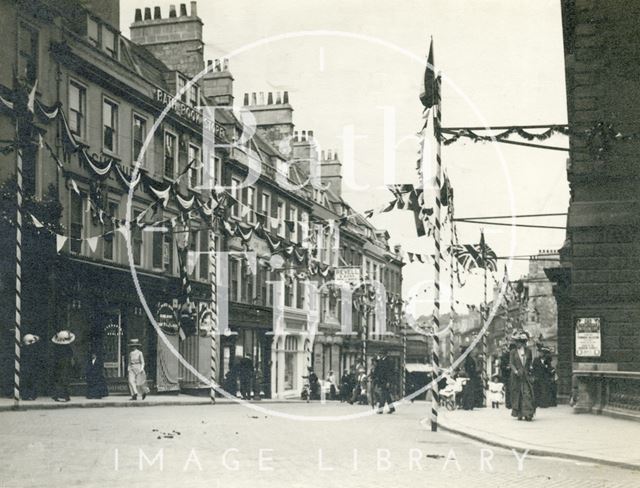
575,317,601,357
334,267,361,285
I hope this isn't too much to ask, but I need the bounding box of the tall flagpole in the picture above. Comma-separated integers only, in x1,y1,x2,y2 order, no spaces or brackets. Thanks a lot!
430,73,442,432
14,140,23,408
481,229,488,406
209,198,217,404
449,207,455,369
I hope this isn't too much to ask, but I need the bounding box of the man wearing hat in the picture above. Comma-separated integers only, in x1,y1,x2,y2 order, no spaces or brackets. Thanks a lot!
509,329,536,420
128,339,148,400
21,334,41,400
51,330,75,402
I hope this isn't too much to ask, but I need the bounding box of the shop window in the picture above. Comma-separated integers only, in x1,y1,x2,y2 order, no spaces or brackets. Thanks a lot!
18,22,38,84
102,98,118,153
164,132,176,178
284,336,298,391
69,81,86,139
132,114,146,163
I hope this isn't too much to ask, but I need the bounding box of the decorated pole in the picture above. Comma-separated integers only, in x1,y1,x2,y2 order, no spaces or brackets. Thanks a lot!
481,229,488,406
209,197,217,404
449,212,455,369
13,141,23,408
429,73,443,432
401,321,407,398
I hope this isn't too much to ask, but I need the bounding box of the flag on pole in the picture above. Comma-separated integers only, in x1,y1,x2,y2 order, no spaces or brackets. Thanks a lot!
450,236,498,272
419,39,436,109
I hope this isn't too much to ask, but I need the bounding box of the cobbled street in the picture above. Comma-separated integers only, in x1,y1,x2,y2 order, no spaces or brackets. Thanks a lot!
1,402,638,488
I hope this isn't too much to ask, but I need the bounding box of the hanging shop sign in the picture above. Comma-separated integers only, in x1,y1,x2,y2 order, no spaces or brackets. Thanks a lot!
334,267,361,285
155,88,227,139
157,302,179,336
575,317,601,357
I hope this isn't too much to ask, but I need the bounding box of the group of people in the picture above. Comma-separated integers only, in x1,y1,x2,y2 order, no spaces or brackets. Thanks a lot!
18,330,149,402
337,350,398,414
223,354,265,400
452,329,557,422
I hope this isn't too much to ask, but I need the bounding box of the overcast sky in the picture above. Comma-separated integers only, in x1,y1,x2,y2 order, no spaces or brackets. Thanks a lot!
122,0,569,316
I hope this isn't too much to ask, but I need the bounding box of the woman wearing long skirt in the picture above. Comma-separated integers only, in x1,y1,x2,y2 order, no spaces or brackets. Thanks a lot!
86,351,109,399
128,339,149,400
51,330,75,402
509,330,536,421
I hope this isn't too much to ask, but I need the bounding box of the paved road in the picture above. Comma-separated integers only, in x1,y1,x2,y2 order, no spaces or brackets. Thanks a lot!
1,401,638,488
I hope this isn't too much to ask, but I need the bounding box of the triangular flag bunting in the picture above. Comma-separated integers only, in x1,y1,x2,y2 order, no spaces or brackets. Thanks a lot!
56,234,67,253
86,236,99,253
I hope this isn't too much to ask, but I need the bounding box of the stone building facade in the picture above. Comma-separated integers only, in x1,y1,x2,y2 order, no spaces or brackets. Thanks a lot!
549,0,640,418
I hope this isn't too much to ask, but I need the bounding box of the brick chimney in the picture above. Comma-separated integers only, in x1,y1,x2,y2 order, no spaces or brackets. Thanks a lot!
129,2,204,79
242,90,294,149
202,59,234,106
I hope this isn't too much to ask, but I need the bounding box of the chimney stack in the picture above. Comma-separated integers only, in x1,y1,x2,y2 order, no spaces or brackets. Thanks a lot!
202,58,235,106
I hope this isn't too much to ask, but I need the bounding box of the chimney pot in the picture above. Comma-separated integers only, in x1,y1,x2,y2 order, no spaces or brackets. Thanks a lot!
327,149,333,159
243,93,249,105
134,8,142,21
223,58,229,70
251,92,257,105
334,152,338,160
169,5,177,17
302,130,307,141
321,150,325,160
283,91,289,104
308,130,314,139
190,1,197,17
267,92,273,104
275,92,282,104
179,3,188,16
294,131,298,142
259,92,265,105
214,59,221,71
144,7,152,19
207,59,213,66
154,6,161,19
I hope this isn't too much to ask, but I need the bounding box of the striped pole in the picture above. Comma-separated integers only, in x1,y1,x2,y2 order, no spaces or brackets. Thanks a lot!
429,74,443,432
481,229,488,406
209,203,217,404
401,322,407,398
14,138,23,407
448,212,455,369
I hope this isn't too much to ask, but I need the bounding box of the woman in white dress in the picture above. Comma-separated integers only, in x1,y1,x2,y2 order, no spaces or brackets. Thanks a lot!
128,339,149,400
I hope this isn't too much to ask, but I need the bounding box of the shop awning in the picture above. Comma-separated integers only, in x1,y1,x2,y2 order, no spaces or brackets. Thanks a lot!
405,363,435,373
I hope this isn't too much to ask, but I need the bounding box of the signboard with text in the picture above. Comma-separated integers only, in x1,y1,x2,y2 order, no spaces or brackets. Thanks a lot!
575,317,601,357
334,267,361,285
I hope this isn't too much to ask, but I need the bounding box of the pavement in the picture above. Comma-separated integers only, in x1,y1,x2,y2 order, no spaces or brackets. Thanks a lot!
436,404,640,471
0,393,302,411
2,401,639,488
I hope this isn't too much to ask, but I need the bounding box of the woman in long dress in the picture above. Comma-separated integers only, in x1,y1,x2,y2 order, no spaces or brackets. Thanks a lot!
51,330,75,402
509,330,536,421
127,339,149,400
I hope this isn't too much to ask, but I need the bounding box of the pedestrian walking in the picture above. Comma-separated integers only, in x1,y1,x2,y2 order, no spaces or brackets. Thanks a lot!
534,345,557,408
21,333,41,400
127,339,148,400
460,346,476,410
85,351,108,399
340,369,352,402
51,330,75,402
373,350,396,414
509,330,536,421
499,344,514,409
